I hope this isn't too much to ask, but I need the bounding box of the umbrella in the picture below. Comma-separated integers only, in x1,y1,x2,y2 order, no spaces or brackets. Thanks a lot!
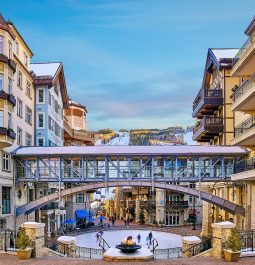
98,216,107,220
88,217,96,222
65,219,76,225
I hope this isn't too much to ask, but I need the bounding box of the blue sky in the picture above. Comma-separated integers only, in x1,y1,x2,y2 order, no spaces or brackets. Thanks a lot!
1,1,254,130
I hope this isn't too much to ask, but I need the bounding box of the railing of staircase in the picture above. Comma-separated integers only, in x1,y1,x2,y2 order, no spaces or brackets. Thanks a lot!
182,238,212,257
238,229,255,252
98,237,110,252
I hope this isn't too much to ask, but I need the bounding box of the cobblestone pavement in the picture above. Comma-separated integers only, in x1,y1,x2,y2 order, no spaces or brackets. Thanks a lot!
0,254,254,265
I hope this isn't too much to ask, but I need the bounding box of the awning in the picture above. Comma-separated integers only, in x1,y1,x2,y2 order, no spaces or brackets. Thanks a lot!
75,210,89,219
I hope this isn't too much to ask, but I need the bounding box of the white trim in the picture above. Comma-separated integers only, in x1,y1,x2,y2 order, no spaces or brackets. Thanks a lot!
37,112,45,129
37,137,45,147
37,88,45,104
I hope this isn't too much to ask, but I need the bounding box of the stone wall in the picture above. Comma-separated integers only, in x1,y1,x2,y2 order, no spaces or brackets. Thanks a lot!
43,247,65,257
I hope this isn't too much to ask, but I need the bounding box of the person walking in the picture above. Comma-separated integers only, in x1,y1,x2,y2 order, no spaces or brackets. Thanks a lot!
95,233,100,242
137,233,141,244
124,219,127,227
148,231,153,245
127,218,130,228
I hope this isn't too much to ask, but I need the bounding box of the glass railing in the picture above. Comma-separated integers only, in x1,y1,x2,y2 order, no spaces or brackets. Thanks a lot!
232,74,255,102
233,32,255,66
234,116,255,138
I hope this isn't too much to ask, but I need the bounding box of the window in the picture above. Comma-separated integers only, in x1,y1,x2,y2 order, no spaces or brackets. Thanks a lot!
49,92,51,106
37,137,44,147
17,70,23,89
38,89,44,103
37,113,44,128
7,113,12,129
17,99,23,117
54,99,58,113
2,187,11,214
0,111,3,127
25,132,32,146
0,73,3,91
8,41,12,59
0,36,3,54
17,127,22,145
25,106,32,124
26,81,31,98
76,193,85,204
8,77,12,94
2,153,10,171
14,41,19,56
54,84,59,96
24,52,28,67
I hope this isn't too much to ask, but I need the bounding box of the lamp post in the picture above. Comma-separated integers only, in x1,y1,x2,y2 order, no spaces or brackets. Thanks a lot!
192,196,196,230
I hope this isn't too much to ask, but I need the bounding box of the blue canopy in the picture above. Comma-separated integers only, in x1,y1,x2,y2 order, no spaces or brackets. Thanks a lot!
65,219,76,224
89,209,95,217
75,210,89,219
98,216,107,220
88,217,96,222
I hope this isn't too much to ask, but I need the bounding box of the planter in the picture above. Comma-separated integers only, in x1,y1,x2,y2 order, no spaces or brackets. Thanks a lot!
223,249,241,262
17,248,33,260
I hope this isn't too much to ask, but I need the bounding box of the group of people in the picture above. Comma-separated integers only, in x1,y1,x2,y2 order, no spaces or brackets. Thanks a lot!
137,231,153,247
123,218,130,227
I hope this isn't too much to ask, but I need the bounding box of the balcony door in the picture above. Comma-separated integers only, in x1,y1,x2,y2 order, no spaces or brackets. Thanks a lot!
165,210,180,226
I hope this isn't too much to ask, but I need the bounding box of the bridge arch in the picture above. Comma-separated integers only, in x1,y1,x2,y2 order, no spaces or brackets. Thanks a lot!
16,180,245,217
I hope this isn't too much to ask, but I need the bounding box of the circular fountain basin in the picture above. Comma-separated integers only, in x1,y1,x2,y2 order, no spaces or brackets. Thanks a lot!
116,244,142,253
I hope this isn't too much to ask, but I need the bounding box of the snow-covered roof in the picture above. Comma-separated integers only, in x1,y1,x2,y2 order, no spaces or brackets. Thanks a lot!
30,63,61,77
12,145,248,157
210,49,239,61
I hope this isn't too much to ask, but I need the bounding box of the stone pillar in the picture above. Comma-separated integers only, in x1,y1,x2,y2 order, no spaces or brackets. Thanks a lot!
182,236,201,257
156,189,165,224
57,236,76,258
135,198,140,223
211,221,235,259
200,201,212,238
22,222,45,258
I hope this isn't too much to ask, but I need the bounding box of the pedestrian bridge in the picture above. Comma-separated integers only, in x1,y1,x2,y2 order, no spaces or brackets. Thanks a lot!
13,145,247,217
13,145,247,182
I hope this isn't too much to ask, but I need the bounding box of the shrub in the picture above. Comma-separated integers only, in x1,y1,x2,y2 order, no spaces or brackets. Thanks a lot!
16,227,31,249
226,228,242,252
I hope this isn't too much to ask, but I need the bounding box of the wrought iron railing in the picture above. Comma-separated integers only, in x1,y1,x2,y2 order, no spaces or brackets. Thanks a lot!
151,237,159,253
238,229,255,252
234,116,255,138
182,238,212,257
98,237,110,252
231,74,255,102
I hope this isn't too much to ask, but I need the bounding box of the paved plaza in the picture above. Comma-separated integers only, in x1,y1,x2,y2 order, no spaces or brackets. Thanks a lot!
0,254,254,264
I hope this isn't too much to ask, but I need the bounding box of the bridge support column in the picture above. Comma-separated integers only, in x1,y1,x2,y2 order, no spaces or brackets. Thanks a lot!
211,221,235,259
182,236,201,257
200,201,212,238
22,222,45,258
156,189,165,224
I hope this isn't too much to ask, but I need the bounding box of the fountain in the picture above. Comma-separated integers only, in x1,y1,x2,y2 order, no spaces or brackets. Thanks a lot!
116,236,142,253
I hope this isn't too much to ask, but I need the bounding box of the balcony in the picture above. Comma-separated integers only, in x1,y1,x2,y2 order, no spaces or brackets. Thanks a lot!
8,59,16,73
193,116,223,142
0,54,8,64
231,74,255,112
0,127,16,148
232,116,255,146
192,88,223,118
231,33,255,76
231,157,255,182
0,91,16,107
166,200,189,208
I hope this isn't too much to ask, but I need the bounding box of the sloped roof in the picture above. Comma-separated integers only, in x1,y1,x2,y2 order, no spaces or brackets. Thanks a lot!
210,48,239,61
12,145,248,157
30,63,61,77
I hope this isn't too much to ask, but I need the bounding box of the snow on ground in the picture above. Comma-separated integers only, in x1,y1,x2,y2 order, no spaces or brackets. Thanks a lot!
75,229,182,249
183,131,196,145
96,132,130,146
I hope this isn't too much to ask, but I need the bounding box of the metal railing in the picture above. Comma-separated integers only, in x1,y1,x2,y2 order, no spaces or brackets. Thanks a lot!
234,116,255,138
154,247,182,259
151,237,159,253
231,74,255,102
193,116,223,135
234,157,255,173
98,237,110,252
182,238,212,257
238,229,255,252
233,34,254,66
